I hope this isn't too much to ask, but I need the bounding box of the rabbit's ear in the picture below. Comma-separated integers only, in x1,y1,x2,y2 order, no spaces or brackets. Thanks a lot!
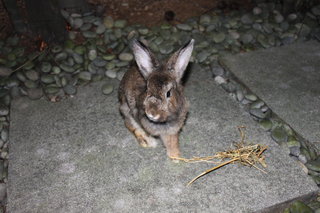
167,39,194,82
131,40,158,79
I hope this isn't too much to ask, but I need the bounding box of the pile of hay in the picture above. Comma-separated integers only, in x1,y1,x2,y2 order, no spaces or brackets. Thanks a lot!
171,126,268,186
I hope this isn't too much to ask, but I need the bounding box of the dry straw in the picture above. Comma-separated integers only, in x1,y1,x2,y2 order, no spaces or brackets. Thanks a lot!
171,126,268,186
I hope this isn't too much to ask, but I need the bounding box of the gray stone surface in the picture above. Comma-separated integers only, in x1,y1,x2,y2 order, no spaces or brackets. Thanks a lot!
8,67,318,213
220,40,320,148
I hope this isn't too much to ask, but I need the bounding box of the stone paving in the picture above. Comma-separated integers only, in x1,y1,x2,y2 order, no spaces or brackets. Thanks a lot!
220,40,320,149
8,66,318,213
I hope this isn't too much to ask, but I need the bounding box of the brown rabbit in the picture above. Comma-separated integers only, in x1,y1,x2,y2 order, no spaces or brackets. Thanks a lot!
118,39,194,158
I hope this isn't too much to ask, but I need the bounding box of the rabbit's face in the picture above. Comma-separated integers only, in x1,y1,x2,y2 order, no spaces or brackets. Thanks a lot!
143,72,180,123
131,39,194,124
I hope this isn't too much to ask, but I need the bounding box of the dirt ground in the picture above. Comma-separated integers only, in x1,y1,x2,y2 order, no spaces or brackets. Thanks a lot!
89,0,252,27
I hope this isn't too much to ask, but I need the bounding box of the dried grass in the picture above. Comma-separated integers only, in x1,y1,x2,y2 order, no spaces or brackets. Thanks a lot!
170,126,268,186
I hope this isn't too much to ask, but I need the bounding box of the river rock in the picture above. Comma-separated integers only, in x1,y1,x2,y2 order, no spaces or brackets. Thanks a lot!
253,7,262,15
68,31,76,40
93,58,107,67
25,70,39,81
72,53,84,64
289,201,314,213
24,80,38,89
6,61,16,68
101,83,114,95
0,66,13,77
1,129,8,141
138,28,149,35
73,18,83,29
245,94,257,101
41,74,55,84
6,35,19,46
259,119,272,131
210,64,225,76
105,62,115,70
311,5,320,16
82,31,97,38
212,32,226,43
306,158,320,172
176,24,192,31
114,20,127,28
229,31,240,40
249,108,267,119
235,89,244,102
74,46,86,55
197,51,210,63
0,183,6,201
241,14,254,25
105,70,117,79
214,76,227,85
7,53,16,61
83,16,96,24
104,16,114,28
80,23,92,31
250,100,264,109
88,49,97,61
199,14,211,26
16,72,26,82
5,79,19,88
271,126,288,143
287,13,297,21
116,70,126,81
52,66,61,74
63,84,77,95
78,71,92,81
240,33,254,44
55,52,68,61
41,62,52,73
300,147,312,162
64,40,75,50
59,64,75,73
295,23,311,37
0,104,9,116
274,13,284,23
103,54,116,61
119,53,133,61
280,21,289,31
44,87,60,94
114,29,123,39
96,24,106,34
27,88,43,100
88,63,97,74
159,45,174,55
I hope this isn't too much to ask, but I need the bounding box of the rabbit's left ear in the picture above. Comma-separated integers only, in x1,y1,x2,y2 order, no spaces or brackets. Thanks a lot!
167,39,194,82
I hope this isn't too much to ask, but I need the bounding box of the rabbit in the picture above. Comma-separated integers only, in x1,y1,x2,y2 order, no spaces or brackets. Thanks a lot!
118,39,194,158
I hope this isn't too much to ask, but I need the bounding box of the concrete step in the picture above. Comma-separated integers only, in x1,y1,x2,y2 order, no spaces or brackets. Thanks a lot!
8,66,318,212
220,40,320,150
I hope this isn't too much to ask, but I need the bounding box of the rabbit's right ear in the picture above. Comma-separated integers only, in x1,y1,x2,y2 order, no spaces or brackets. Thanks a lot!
131,40,158,79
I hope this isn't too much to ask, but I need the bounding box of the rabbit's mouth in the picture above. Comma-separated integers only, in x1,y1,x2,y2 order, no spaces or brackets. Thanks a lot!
146,113,160,122
145,113,167,124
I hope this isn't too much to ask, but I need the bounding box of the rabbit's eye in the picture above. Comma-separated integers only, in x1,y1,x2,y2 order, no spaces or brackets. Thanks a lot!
166,90,171,98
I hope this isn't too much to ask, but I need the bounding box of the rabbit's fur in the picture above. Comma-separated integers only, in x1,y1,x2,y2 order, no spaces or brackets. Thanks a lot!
118,39,194,158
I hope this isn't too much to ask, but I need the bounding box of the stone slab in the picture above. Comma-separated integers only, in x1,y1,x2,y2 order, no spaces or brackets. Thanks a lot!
8,66,318,213
220,40,320,149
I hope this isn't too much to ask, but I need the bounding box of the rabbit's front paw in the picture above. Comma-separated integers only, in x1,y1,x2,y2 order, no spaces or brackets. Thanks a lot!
134,129,157,148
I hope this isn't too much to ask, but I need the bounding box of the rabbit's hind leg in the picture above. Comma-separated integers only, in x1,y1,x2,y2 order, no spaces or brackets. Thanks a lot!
120,103,157,148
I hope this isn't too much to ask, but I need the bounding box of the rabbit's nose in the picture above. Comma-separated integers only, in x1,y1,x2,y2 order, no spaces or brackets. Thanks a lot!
146,112,160,121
